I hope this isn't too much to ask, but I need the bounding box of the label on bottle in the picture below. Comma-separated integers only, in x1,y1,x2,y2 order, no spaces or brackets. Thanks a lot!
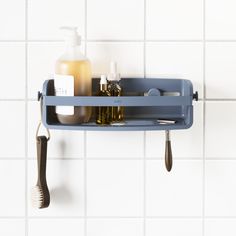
54,74,74,115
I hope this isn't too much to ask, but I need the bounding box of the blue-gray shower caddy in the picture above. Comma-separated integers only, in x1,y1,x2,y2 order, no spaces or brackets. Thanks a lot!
39,78,198,131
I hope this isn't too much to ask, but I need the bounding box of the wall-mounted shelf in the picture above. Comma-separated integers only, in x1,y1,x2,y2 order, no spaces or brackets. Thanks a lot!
39,78,198,131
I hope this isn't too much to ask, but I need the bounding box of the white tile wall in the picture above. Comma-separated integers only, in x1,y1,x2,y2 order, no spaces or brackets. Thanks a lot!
28,0,85,40
0,160,25,216
0,0,235,235
146,0,203,40
28,219,84,236
87,0,144,40
86,131,144,158
206,0,236,40
87,219,143,236
146,219,202,236
206,43,236,98
0,102,25,158
205,161,236,217
0,0,25,40
0,43,25,99
205,219,236,236
146,160,203,217
205,102,236,159
87,160,143,216
0,219,25,236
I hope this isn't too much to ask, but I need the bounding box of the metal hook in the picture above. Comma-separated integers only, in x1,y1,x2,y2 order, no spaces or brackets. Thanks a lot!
36,93,50,141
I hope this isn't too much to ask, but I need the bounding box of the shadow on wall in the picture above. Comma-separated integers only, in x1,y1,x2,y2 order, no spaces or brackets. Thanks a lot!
50,160,75,206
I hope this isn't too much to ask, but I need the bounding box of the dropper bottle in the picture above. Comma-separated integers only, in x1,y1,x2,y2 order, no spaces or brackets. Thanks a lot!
96,75,111,125
107,62,124,123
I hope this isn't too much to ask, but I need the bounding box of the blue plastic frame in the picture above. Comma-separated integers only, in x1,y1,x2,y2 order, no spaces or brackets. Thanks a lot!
40,78,196,131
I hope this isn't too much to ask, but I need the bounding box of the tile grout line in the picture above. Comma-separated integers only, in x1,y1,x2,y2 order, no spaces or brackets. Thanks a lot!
3,215,236,219
3,39,236,43
3,157,236,161
84,0,88,235
202,0,206,234
143,1,147,236
25,0,29,235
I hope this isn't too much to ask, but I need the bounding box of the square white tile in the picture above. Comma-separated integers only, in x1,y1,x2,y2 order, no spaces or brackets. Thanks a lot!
146,102,203,159
87,160,143,216
28,219,84,236
28,0,85,40
205,161,236,216
28,101,84,159
0,0,25,39
0,219,25,236
27,42,63,99
0,102,25,158
28,160,84,217
206,0,236,39
87,219,143,236
87,42,144,77
87,0,144,40
206,43,236,99
86,131,144,158
0,43,25,99
205,219,236,236
0,160,25,216
146,219,202,236
205,102,236,158
146,160,202,216
146,42,203,98
146,0,203,40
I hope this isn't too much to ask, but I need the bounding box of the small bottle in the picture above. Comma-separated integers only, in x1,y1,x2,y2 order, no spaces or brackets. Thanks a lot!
107,62,124,123
96,75,111,125
54,26,92,124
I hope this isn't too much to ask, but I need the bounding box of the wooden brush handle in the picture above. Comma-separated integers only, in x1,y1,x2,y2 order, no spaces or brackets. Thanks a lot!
36,136,50,208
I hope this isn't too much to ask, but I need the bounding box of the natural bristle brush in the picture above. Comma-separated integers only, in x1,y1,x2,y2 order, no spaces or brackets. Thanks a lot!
32,96,51,209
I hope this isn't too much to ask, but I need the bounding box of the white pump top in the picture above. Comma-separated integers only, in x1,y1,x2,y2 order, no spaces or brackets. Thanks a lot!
60,26,81,47
108,61,120,81
100,75,107,84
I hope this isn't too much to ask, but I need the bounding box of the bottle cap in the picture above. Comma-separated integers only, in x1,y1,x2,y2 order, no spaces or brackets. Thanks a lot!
108,61,120,81
60,26,81,46
100,75,107,84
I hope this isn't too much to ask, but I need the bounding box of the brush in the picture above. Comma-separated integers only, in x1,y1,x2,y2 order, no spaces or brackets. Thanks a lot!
31,136,50,209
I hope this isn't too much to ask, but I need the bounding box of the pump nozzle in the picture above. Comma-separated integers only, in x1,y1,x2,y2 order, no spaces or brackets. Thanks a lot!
60,26,81,47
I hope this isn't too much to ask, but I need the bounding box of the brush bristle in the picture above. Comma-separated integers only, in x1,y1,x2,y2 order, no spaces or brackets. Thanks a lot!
31,186,44,209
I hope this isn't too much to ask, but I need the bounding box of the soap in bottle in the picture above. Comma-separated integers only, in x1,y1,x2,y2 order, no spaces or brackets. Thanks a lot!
107,62,124,123
96,75,111,125
54,26,92,124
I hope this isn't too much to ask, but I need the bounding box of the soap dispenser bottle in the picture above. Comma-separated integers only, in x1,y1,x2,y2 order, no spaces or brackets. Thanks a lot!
107,62,124,123
96,75,111,125
54,26,92,124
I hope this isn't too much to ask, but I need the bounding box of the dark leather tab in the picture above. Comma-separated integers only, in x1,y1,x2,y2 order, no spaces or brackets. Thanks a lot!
165,140,173,172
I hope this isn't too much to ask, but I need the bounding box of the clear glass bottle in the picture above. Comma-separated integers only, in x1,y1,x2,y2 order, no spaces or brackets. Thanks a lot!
54,27,92,124
107,62,124,123
96,75,112,125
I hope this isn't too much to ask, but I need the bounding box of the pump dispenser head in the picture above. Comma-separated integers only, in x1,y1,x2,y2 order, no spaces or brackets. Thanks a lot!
108,61,120,81
100,75,107,84
60,26,81,47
